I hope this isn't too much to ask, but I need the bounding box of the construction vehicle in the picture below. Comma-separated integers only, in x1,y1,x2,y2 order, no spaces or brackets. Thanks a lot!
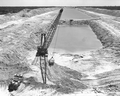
32,8,63,84
8,74,24,92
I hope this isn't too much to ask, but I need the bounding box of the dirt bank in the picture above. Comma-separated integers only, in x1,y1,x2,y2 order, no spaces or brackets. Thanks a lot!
1,7,120,95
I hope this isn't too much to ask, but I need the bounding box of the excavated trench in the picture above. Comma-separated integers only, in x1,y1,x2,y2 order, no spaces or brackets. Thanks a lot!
0,8,118,95
49,25,102,53
49,8,102,53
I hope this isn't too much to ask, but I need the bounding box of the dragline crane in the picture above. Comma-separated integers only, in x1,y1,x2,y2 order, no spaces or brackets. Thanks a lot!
33,8,63,84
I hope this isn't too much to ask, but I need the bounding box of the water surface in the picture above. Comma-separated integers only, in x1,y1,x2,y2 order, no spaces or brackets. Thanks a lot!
49,8,102,53
61,8,93,19
49,25,102,53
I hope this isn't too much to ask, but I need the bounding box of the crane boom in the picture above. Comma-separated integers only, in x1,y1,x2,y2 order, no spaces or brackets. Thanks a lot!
34,8,63,84
43,8,63,49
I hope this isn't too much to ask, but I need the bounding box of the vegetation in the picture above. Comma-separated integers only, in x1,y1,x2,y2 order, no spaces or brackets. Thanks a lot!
91,6,120,10
0,7,39,14
1,6,120,15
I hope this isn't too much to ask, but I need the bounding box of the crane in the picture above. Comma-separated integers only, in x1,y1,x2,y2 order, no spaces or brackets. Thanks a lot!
32,8,63,84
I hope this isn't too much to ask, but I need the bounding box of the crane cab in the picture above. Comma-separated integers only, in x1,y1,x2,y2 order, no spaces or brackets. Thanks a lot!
48,57,55,66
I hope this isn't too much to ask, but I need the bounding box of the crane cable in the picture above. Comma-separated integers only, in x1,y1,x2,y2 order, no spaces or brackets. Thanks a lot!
52,25,60,57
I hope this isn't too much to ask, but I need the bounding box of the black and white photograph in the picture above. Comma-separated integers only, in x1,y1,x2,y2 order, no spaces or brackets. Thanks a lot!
0,0,120,96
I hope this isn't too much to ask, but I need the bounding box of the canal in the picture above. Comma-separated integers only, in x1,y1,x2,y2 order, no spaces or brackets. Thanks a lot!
49,8,102,53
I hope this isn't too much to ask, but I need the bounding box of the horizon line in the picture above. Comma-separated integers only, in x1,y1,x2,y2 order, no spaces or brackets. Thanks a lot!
0,5,119,7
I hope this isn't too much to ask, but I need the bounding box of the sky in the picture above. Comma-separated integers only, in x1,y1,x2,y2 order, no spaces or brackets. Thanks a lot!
0,0,120,6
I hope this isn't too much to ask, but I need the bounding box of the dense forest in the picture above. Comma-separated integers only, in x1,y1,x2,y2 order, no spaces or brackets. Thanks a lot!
91,6,120,10
0,6,120,15
75,6,120,10
0,6,56,14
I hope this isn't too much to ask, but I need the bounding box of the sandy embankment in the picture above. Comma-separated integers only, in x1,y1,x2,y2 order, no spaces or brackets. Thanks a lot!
0,7,120,95
58,8,120,95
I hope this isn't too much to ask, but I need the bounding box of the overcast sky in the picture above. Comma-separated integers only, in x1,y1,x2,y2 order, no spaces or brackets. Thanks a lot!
0,0,119,6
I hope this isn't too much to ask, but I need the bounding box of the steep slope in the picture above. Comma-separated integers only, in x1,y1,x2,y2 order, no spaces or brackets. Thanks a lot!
0,8,88,94
0,9,60,81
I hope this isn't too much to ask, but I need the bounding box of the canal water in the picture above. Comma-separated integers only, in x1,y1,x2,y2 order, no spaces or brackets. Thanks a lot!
61,8,92,19
49,8,102,53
